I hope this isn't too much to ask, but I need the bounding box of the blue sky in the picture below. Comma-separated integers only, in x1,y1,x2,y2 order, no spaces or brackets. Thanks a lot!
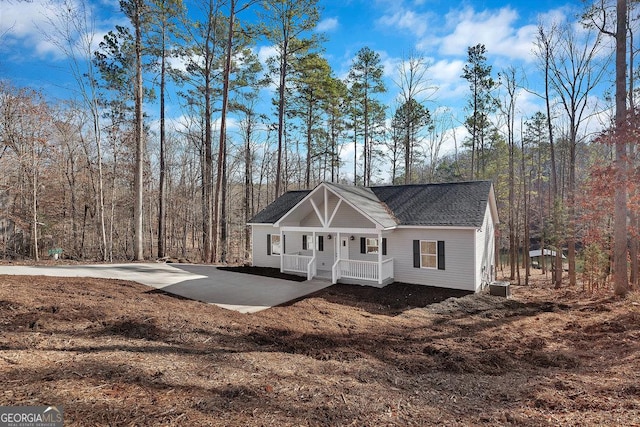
0,0,599,176
0,0,584,104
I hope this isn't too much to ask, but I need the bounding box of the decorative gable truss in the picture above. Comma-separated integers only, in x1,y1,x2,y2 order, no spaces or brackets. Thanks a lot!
275,183,391,231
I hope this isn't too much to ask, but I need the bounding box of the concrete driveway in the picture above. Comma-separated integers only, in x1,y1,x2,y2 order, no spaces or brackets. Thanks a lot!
0,263,332,313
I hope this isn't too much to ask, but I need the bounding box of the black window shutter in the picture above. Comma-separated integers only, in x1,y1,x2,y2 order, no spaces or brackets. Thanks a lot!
302,235,307,250
382,238,387,255
283,235,286,254
413,240,420,268
437,240,445,270
360,237,366,254
267,234,271,255
318,235,324,251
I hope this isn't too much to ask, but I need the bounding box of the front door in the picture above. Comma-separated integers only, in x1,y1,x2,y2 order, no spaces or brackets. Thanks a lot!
340,237,349,260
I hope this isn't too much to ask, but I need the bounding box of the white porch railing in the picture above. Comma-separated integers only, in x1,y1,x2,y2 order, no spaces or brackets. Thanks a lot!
341,259,378,280
307,256,316,281
282,254,314,276
285,254,393,284
331,259,341,284
381,258,394,283
332,258,394,284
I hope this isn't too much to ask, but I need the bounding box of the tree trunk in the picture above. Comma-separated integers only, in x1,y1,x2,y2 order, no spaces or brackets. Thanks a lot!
244,119,252,261
31,144,39,262
547,60,561,288
363,84,369,186
522,127,530,286
275,41,288,198
133,0,145,261
157,29,167,259
203,66,213,263
214,1,235,263
567,124,577,287
614,0,629,295
305,103,312,188
353,119,357,185
628,11,639,288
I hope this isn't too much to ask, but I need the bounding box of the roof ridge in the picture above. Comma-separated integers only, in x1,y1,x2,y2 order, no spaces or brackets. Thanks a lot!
369,180,491,189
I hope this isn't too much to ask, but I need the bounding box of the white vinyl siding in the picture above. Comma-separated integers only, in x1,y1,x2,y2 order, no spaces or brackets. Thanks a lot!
300,210,323,227
390,228,476,291
316,235,335,270
251,225,281,268
329,202,376,228
346,235,390,262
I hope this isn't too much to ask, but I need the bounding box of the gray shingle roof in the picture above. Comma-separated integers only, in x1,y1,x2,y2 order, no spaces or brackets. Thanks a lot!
370,181,493,227
249,181,493,228
248,190,310,224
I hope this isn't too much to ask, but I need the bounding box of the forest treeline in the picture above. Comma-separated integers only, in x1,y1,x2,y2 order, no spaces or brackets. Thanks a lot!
0,0,637,293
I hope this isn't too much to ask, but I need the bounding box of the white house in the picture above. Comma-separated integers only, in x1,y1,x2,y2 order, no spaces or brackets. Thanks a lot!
248,181,499,292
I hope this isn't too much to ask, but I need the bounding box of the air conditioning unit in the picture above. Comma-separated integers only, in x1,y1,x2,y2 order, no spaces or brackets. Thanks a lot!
489,281,510,298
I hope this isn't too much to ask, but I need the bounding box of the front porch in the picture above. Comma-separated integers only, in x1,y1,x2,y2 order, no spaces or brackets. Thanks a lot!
280,230,394,286
283,254,394,286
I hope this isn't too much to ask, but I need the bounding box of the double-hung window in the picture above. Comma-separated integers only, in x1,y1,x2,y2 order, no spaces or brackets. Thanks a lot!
360,237,387,255
270,234,281,256
366,238,379,254
413,240,444,270
420,240,437,269
302,235,314,251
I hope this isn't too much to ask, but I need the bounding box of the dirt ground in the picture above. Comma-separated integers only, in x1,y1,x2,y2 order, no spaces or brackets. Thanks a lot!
0,268,639,426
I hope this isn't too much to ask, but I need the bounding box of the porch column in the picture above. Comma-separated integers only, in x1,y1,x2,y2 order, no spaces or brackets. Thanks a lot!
312,231,316,258
334,232,341,284
280,231,284,273
378,230,383,285
312,231,317,280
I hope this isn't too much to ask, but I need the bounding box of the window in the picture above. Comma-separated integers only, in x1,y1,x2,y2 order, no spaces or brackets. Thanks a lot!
366,238,379,254
360,237,387,255
413,240,444,270
302,235,313,251
420,240,437,269
270,234,281,256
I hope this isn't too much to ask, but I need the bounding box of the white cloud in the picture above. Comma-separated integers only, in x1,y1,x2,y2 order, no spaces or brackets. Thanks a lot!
316,17,339,33
435,7,538,62
257,45,278,66
0,0,62,60
376,4,554,64
514,88,545,118
378,50,400,80
0,0,119,62
440,124,469,157
377,9,430,38
428,59,467,101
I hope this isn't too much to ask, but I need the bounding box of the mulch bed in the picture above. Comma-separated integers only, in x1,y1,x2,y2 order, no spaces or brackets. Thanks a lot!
217,265,307,282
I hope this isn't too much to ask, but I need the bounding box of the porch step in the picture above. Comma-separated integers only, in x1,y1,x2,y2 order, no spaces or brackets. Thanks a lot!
314,269,332,280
